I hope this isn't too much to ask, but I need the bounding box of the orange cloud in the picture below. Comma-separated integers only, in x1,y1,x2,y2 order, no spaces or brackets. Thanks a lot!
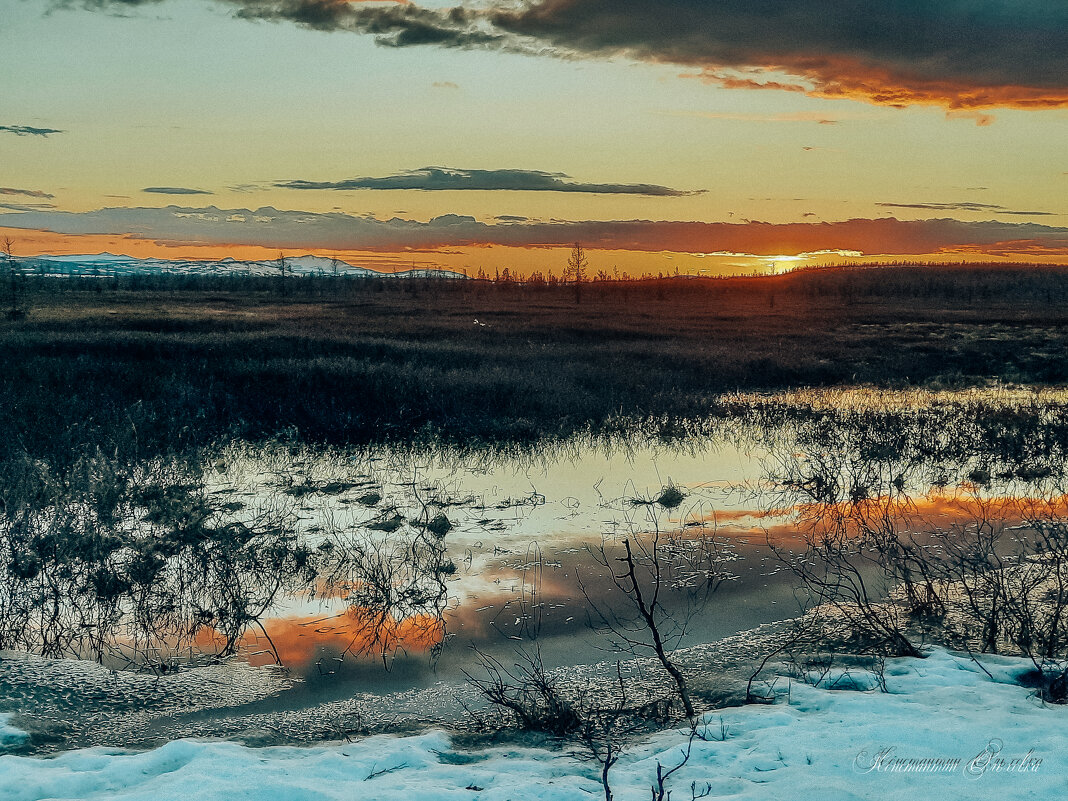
79,1,1067,111
6,210,1068,258
694,59,1068,112
5,213,1068,280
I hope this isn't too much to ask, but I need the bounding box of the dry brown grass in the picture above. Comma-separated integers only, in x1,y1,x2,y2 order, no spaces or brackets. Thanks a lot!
4,265,1068,471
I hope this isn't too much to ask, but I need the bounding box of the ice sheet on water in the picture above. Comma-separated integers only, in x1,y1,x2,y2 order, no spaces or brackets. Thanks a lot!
0,650,293,751
0,621,793,752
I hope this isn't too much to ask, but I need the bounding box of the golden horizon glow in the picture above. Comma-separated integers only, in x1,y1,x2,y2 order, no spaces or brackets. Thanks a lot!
2,1,1065,277
4,226,1067,280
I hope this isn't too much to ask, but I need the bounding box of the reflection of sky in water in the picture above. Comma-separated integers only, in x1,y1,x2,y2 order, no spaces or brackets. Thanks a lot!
199,435,801,682
200,428,1068,687
11,390,1068,749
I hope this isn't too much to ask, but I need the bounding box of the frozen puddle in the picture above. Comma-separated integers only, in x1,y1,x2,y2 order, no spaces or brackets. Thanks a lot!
0,623,788,751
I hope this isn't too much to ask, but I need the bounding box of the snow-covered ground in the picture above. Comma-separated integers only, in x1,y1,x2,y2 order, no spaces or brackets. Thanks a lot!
0,718,25,751
1,648,1061,800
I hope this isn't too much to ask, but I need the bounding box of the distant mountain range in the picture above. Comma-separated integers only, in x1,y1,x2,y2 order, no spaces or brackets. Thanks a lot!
15,253,468,280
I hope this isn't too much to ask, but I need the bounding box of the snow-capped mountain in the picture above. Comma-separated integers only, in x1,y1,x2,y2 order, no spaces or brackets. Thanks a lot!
19,253,467,280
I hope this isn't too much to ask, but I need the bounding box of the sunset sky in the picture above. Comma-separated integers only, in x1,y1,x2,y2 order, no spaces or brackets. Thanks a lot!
2,0,1066,276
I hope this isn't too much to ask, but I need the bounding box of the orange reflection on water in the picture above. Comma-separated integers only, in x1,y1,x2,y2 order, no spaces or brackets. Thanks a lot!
702,492,1068,547
242,607,445,668
799,492,1068,530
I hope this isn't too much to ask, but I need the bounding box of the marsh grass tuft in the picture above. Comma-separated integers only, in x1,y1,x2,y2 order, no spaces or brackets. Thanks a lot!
425,512,453,537
655,483,685,509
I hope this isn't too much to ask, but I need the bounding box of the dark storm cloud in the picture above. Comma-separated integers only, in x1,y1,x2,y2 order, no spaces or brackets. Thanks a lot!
0,124,64,137
275,167,702,197
225,0,516,50
142,187,215,196
878,202,1058,217
485,0,1068,108
2,204,1068,258
218,0,1068,109
66,2,1068,108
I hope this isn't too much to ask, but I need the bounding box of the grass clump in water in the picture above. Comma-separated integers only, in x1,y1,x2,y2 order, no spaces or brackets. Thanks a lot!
656,483,685,509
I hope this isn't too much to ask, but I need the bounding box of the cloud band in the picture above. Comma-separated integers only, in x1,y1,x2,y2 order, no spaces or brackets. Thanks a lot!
2,204,1067,258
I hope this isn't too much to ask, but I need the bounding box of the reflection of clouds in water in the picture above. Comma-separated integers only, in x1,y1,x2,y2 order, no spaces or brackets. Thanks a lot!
243,610,446,669
65,392,1068,676
206,432,762,549
11,387,1068,748
198,433,799,675
211,435,765,631
702,493,1068,548
246,525,737,673
785,492,1068,545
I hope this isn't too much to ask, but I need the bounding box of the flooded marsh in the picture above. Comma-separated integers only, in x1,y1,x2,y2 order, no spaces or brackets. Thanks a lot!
4,387,1068,751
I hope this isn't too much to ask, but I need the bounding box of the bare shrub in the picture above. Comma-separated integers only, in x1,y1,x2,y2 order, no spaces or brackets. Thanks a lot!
583,501,735,721
462,646,581,736
756,397,1068,701
0,451,318,668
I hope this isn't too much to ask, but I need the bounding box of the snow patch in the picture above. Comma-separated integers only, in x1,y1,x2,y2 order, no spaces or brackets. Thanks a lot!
0,715,27,749
1,649,1064,800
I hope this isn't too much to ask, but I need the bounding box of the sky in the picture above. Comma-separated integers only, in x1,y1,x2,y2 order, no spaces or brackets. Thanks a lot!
1,0,1066,276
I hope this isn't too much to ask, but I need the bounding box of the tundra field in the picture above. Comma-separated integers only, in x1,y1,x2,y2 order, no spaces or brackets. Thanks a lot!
4,263,1068,466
